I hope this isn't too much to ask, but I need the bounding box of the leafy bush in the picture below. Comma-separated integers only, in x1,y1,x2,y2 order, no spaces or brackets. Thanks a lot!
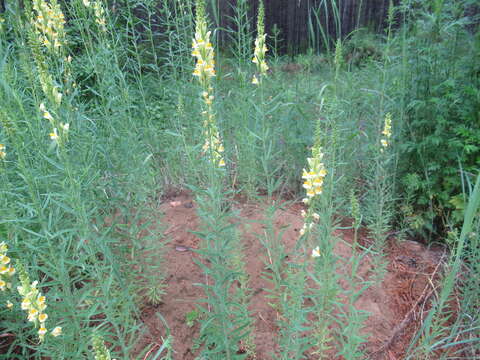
396,0,480,237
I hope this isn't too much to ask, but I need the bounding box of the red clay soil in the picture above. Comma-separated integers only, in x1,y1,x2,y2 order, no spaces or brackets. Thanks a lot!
132,192,448,360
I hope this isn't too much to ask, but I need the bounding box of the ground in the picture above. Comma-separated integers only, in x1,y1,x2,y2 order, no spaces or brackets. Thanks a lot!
133,191,447,360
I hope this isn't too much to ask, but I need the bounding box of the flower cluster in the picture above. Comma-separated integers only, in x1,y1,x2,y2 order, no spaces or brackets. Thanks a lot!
92,333,113,360
252,1,268,85
202,125,225,167
0,242,15,291
36,63,63,107
82,0,107,31
299,145,328,258
191,1,216,85
92,2,107,30
40,103,69,145
302,146,327,203
31,0,66,51
381,113,392,148
0,144,6,160
17,264,61,341
192,0,225,168
299,210,320,236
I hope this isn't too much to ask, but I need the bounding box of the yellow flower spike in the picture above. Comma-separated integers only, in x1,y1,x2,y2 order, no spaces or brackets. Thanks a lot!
380,113,393,150
252,1,268,82
193,0,226,168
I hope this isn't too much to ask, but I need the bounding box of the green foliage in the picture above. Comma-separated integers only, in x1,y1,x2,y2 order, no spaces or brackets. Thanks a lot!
185,309,200,328
396,0,480,236
1,0,479,358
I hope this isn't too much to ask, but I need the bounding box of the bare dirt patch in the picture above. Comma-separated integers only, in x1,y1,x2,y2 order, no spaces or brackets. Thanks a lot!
133,193,446,360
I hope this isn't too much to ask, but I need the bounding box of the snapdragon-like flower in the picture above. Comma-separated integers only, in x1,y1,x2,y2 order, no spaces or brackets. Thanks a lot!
202,125,225,167
81,0,107,30
299,145,327,246
192,0,225,168
191,1,216,85
51,326,62,337
92,1,107,31
31,0,66,52
252,1,268,84
40,104,69,145
381,113,392,148
0,144,6,159
49,128,59,141
302,146,327,201
17,264,60,342
0,242,15,291
311,246,321,258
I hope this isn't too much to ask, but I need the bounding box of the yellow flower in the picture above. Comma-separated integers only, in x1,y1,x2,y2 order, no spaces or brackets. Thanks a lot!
0,280,6,291
1,255,10,265
54,90,62,106
0,144,6,159
382,113,392,138
49,128,59,141
60,123,69,133
28,308,39,322
6,301,13,309
381,139,388,147
312,246,321,258
38,326,47,340
301,147,327,199
51,326,62,337
38,313,48,322
252,75,259,85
